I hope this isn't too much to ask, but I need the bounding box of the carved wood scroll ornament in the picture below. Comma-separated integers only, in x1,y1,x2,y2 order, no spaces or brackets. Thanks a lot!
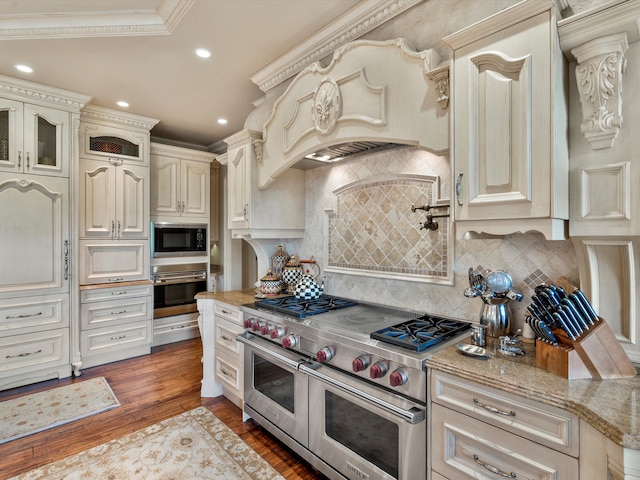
572,33,628,150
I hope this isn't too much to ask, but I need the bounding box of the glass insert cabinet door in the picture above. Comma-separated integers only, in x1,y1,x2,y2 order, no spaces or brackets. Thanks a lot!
0,99,69,177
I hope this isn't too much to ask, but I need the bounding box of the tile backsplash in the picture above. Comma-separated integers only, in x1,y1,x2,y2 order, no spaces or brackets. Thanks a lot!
292,146,580,332
327,173,452,283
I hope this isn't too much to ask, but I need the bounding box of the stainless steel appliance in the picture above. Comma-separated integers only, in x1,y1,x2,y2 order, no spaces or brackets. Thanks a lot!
151,222,207,257
152,263,207,318
238,295,471,480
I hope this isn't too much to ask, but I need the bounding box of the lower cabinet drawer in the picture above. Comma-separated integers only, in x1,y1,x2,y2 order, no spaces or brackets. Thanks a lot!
0,328,69,375
81,296,152,329
0,295,69,334
214,350,242,399
81,321,151,355
215,317,243,356
432,403,578,480
214,302,242,326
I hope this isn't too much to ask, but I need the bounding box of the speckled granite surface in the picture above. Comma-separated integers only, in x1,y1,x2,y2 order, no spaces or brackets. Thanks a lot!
427,339,640,449
195,289,257,307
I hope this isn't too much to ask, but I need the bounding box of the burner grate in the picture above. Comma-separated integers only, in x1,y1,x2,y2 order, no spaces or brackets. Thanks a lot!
254,295,358,318
371,316,471,352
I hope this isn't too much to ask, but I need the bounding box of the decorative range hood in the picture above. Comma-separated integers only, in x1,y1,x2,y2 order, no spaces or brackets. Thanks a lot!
254,38,450,189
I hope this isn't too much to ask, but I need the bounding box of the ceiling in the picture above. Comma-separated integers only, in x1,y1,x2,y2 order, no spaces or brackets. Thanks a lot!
0,0,362,150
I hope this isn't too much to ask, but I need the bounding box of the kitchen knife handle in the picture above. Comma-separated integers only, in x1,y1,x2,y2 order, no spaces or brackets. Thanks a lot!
553,311,576,340
573,289,599,323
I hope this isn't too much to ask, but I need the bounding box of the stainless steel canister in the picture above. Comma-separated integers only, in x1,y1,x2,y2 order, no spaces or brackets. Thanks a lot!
470,324,487,347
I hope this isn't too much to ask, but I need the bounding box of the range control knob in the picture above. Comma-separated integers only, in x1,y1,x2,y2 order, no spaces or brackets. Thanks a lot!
260,324,270,335
370,361,388,379
243,318,255,329
282,335,298,349
352,355,370,372
270,326,286,339
316,347,334,363
389,369,409,387
251,320,265,332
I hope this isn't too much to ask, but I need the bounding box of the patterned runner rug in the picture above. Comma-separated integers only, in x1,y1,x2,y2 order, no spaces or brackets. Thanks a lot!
10,406,284,480
0,377,119,445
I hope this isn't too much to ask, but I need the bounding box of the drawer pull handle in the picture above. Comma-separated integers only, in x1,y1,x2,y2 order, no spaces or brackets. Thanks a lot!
6,349,42,359
221,335,234,342
110,310,127,315
221,309,232,315
170,325,188,330
473,454,516,478
111,291,128,295
110,335,127,340
220,367,234,379
473,398,516,416
108,277,125,282
6,312,42,319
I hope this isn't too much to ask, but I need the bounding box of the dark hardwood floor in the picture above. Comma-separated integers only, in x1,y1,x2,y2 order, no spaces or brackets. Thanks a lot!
0,338,326,480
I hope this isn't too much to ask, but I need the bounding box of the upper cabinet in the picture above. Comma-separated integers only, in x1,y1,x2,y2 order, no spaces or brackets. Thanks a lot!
150,143,215,220
78,106,158,285
0,98,74,178
224,129,305,239
444,0,569,240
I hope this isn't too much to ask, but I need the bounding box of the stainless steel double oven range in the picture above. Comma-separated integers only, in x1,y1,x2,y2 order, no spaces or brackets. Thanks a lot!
238,295,471,480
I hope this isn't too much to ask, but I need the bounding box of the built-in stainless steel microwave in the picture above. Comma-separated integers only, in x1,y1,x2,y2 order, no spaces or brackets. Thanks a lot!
151,222,207,257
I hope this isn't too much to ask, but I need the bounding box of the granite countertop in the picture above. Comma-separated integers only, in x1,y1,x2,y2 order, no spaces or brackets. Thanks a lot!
427,338,640,450
195,288,257,306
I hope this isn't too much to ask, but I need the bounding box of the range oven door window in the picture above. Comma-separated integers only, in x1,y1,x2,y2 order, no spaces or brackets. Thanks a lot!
241,334,309,447
305,364,426,480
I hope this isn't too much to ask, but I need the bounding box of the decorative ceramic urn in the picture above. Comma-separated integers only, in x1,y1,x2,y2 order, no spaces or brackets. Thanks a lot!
271,245,289,279
259,269,283,296
282,254,303,294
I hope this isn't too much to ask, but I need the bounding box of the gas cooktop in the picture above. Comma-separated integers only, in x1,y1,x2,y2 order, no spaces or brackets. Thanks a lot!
253,295,358,318
371,315,471,352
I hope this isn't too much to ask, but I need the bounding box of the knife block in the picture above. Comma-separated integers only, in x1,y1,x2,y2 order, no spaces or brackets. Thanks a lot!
535,318,637,380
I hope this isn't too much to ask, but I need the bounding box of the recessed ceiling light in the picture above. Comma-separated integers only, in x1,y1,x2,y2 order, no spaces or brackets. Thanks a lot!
217,118,228,125
195,48,211,58
15,64,33,73
117,101,129,108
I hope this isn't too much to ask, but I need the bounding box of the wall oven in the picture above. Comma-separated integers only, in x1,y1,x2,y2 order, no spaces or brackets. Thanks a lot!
151,222,207,258
152,263,207,318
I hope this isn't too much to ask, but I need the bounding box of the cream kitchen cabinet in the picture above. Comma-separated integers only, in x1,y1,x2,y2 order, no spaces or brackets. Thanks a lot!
430,371,579,480
150,143,215,220
196,297,244,405
443,1,569,240
79,158,148,240
79,283,152,369
0,74,90,390
78,106,158,286
0,99,72,178
223,129,304,238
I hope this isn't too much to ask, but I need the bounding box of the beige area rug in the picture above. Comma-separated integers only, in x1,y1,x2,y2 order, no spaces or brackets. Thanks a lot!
0,377,120,445
11,406,285,480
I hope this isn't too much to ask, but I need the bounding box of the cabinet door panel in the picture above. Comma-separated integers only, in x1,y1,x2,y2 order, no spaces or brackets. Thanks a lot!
181,159,209,217
228,144,250,229
23,104,69,177
80,159,115,237
0,99,24,174
79,240,148,284
0,174,68,297
117,164,147,238
150,156,179,215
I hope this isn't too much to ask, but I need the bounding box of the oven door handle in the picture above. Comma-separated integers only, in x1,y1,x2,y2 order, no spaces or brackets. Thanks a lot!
237,333,304,370
299,363,425,425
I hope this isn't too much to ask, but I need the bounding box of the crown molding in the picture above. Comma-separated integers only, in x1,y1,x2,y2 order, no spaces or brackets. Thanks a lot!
81,104,159,132
150,141,216,162
250,0,423,92
0,73,91,111
0,0,194,39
